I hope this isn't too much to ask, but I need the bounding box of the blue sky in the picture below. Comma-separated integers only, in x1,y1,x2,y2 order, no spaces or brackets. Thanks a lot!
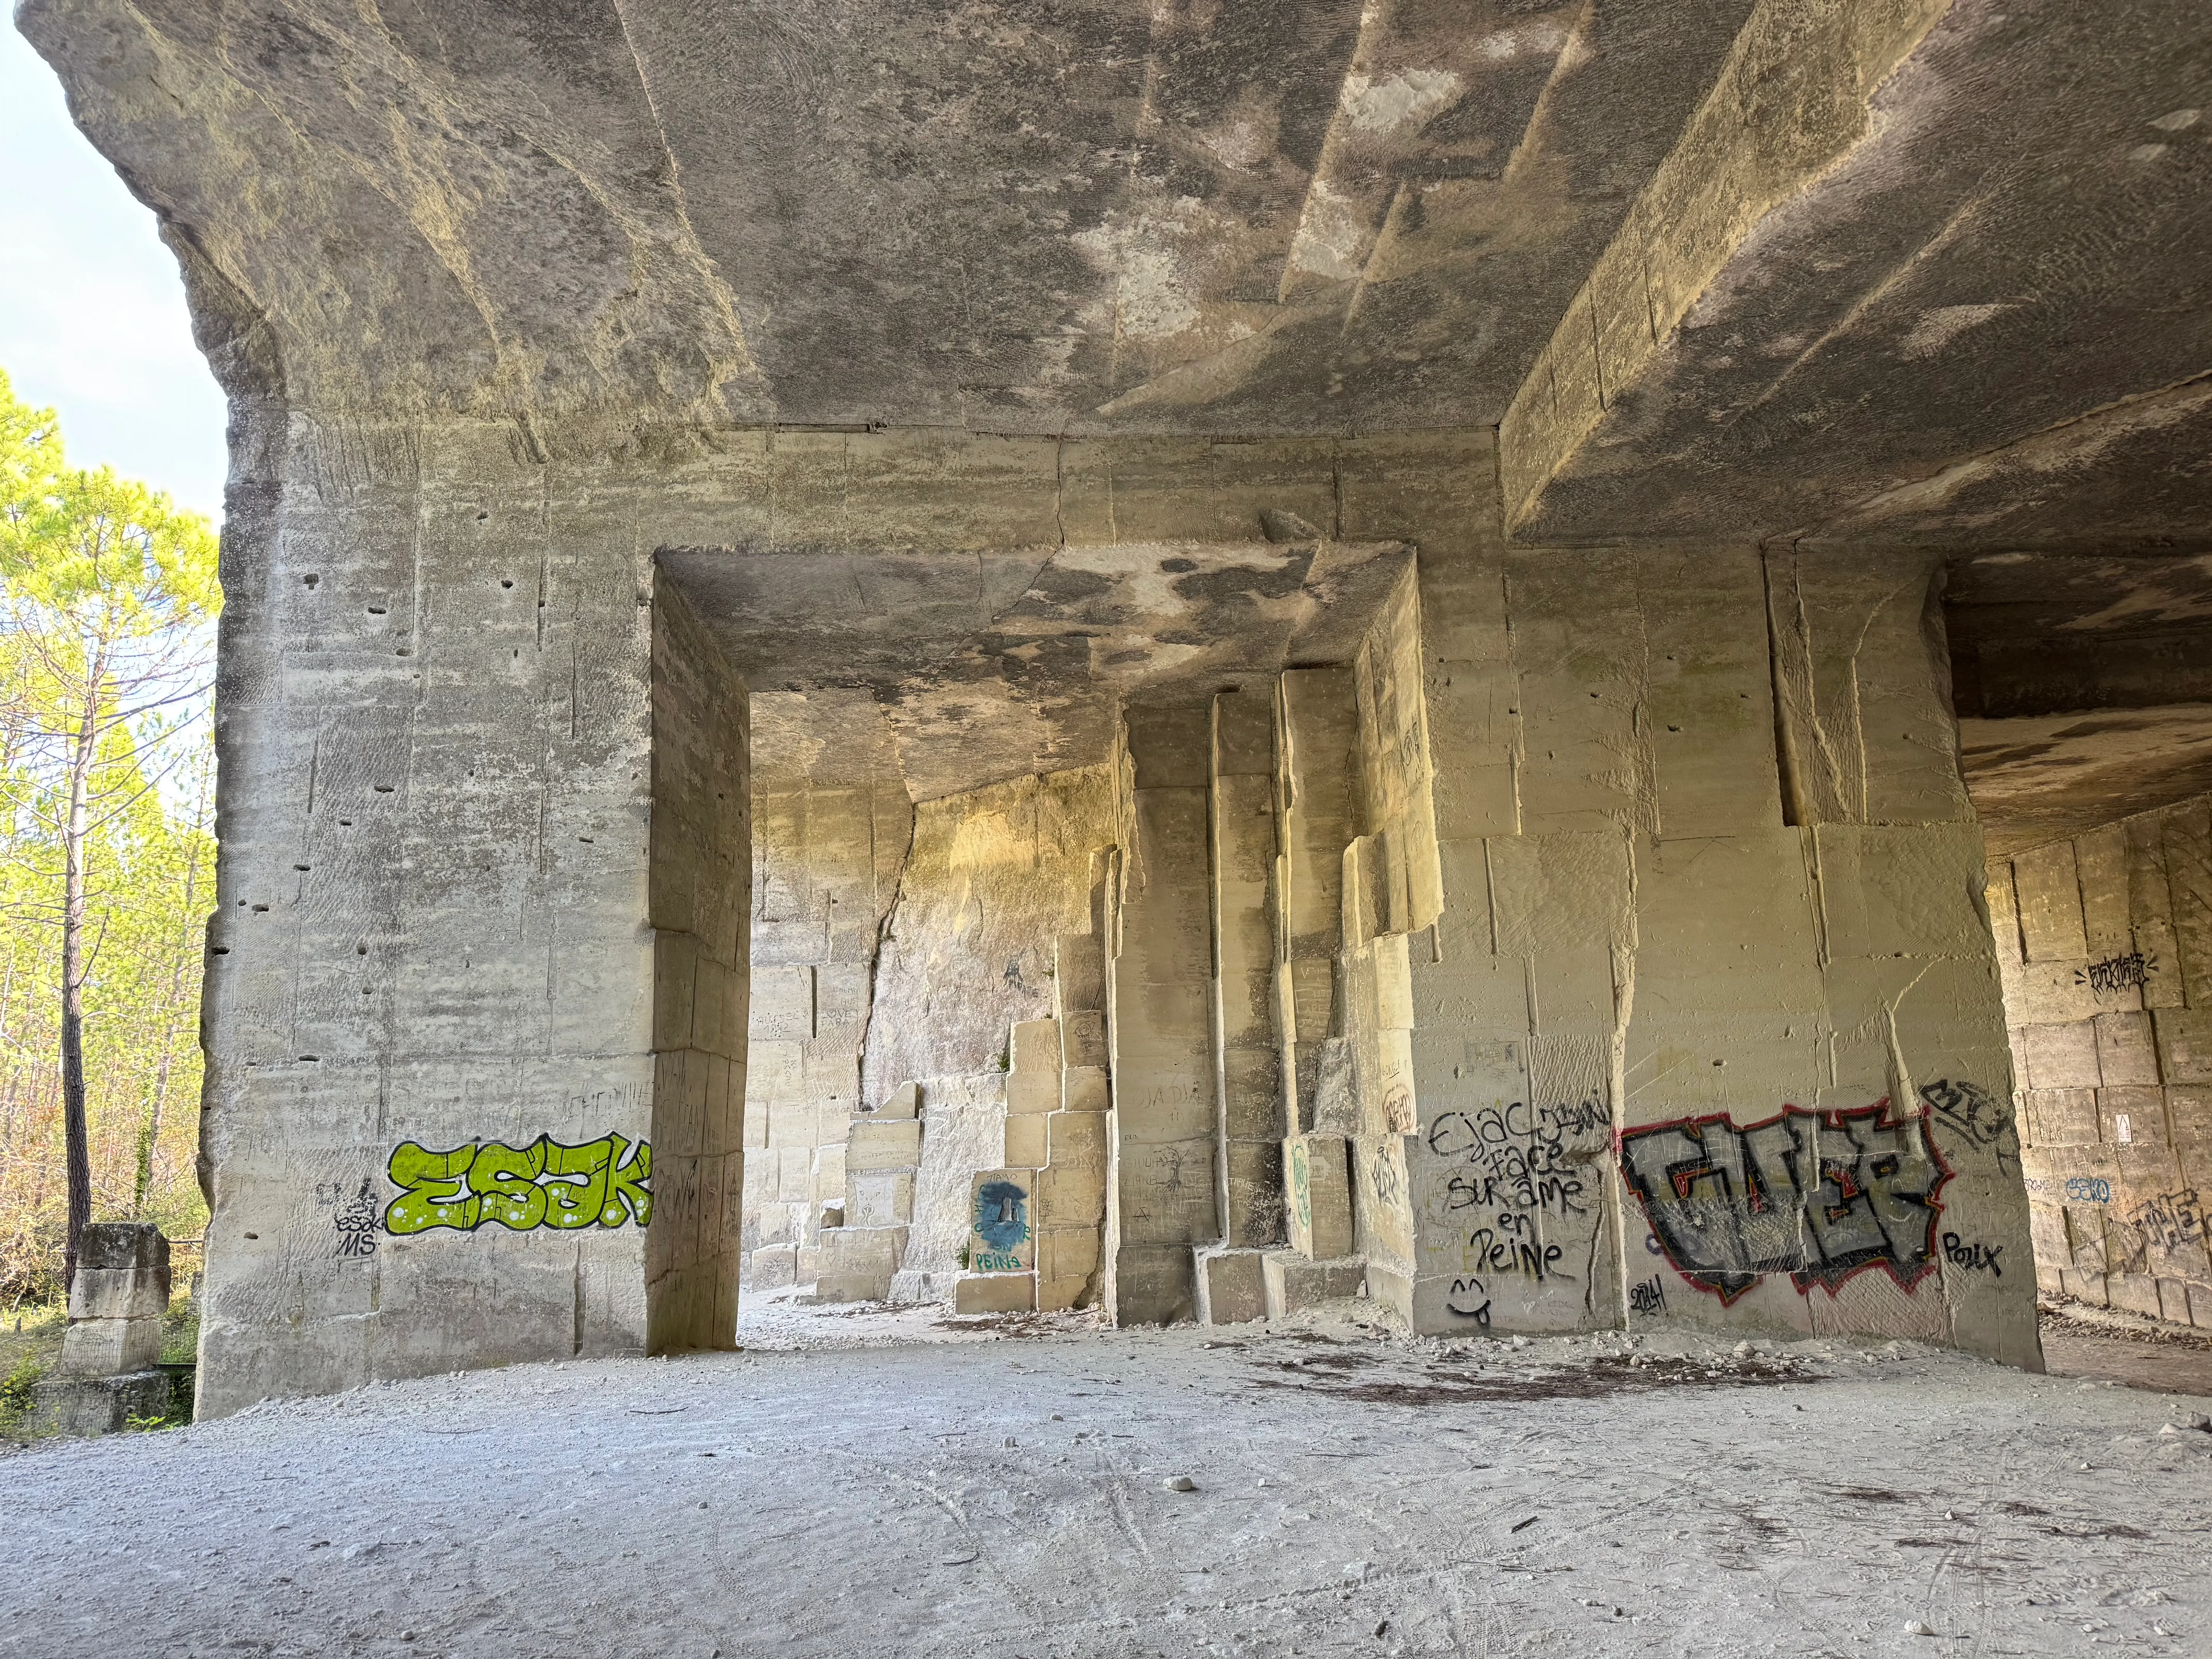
2,24,227,523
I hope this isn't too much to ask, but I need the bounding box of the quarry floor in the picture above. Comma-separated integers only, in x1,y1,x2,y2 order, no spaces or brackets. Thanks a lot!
4,1298,2211,1659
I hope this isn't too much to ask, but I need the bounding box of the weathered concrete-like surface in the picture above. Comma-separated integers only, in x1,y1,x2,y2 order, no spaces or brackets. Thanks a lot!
1992,792,2212,1328
19,0,2203,1405
0,1303,2208,1657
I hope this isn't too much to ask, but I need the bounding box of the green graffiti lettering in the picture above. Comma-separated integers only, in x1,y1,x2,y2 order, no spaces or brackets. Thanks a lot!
384,1142,481,1235
540,1135,613,1230
609,1136,653,1227
379,1132,651,1236
469,1139,549,1231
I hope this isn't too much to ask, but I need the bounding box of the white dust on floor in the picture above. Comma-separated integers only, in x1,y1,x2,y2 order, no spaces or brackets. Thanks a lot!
3,1302,2209,1658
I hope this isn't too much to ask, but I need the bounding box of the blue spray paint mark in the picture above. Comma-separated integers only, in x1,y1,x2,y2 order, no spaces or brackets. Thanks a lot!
974,1179,1031,1252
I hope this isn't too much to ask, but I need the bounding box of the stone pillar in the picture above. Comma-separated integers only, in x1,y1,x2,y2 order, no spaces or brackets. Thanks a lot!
1038,933,1111,1310
1104,703,1220,1323
195,420,748,1417
1272,670,1358,1294
1194,686,1284,1324
34,1223,174,1434
644,580,750,1352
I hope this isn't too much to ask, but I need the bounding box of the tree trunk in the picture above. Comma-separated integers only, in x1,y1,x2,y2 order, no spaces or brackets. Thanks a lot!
59,699,95,1289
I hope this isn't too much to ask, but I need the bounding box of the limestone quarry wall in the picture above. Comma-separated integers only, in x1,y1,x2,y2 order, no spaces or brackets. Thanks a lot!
182,422,2039,1411
739,693,910,1292
1992,795,2212,1327
194,419,675,1419
1377,447,2036,1365
859,767,1116,1299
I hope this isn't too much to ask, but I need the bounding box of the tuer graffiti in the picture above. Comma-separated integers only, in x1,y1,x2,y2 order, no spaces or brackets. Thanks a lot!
1618,1100,1953,1304
383,1133,653,1235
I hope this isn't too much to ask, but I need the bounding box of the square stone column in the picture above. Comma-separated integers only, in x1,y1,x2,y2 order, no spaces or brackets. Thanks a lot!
194,419,752,1417
1103,703,1221,1323
1211,687,1285,1247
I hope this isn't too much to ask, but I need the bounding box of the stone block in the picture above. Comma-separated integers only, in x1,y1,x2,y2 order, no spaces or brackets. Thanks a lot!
954,1272,1036,1314
847,1116,922,1171
815,1225,906,1302
813,1142,846,1198
776,1146,812,1202
68,1267,170,1324
1212,685,1276,776
1113,1139,1219,1242
969,1169,1037,1273
846,1168,915,1227
1193,1245,1267,1325
875,1081,921,1119
1046,1109,1108,1175
744,1243,798,1290
1262,1251,1366,1317
1006,1068,1060,1116
1055,933,1106,1014
2013,841,2089,962
31,1370,173,1437
1037,1226,1101,1284
1037,1275,1094,1313
1060,1011,1109,1070
1011,1018,1061,1077
2021,1022,2102,1091
1061,1066,1110,1114
813,963,872,1041
2025,1087,2099,1147
1036,1161,1107,1228
766,1092,816,1149
1221,1138,1285,1246
1004,1114,1048,1170
1108,1243,1197,1324
2155,1008,2212,1084
58,1316,163,1378
78,1221,168,1274
2096,1012,2162,1087
1219,1047,1283,1140
2099,1085,2167,1147
752,965,813,1041
1283,1132,1354,1261
742,1156,779,1208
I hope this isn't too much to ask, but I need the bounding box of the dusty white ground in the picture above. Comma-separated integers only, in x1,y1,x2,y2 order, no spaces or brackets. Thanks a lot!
4,1293,2210,1659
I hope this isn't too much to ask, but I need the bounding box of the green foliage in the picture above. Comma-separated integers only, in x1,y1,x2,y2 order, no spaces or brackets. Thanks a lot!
0,368,220,1298
1,1349,40,1408
0,1349,43,1431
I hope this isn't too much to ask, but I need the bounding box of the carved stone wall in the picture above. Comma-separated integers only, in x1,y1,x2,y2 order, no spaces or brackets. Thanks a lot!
1994,794,2212,1327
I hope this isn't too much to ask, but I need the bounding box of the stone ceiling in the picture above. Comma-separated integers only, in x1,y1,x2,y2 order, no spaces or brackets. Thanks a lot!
21,0,2212,818
664,534,1410,800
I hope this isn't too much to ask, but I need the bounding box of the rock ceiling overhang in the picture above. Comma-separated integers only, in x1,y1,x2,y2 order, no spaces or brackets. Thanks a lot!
661,536,1411,801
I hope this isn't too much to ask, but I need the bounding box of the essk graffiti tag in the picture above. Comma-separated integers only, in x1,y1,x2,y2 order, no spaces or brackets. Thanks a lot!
1618,1099,1953,1305
382,1133,653,1235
